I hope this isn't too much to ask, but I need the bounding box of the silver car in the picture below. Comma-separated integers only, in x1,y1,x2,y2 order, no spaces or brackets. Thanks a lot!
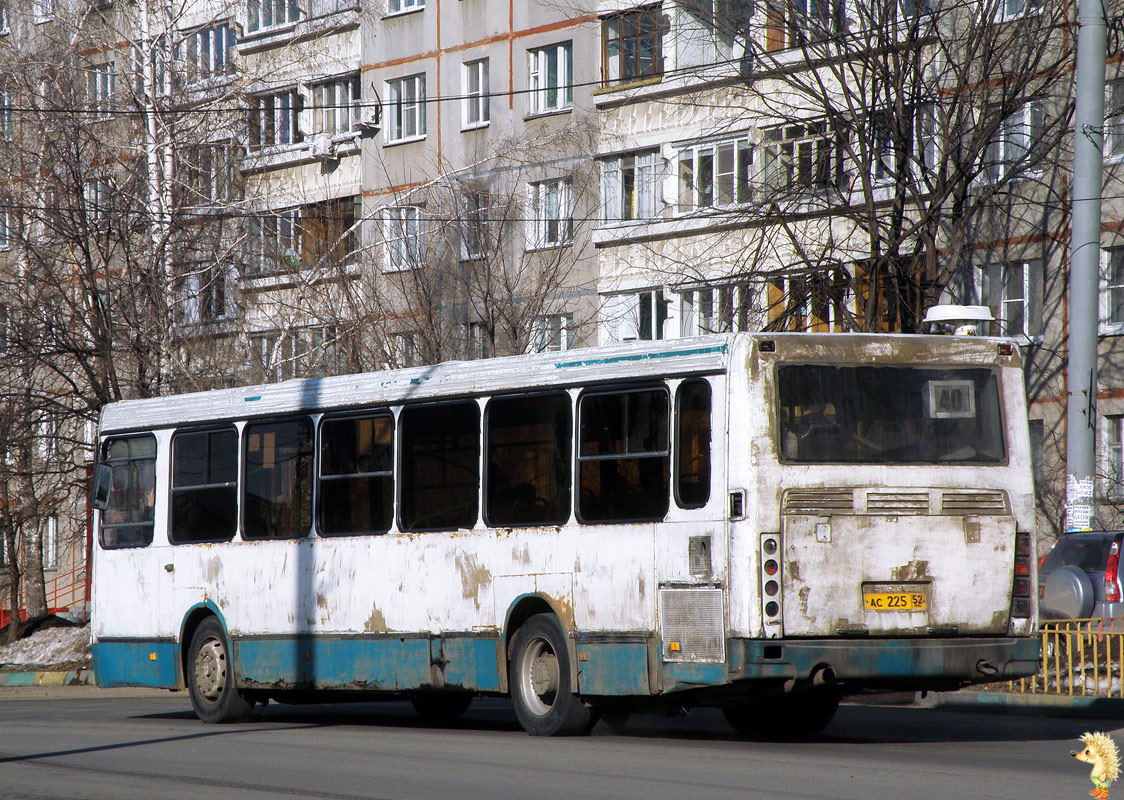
1038,532,1124,621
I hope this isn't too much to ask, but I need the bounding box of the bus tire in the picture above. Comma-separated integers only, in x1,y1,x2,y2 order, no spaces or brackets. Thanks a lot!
509,613,591,736
722,688,839,739
187,617,252,724
410,692,473,723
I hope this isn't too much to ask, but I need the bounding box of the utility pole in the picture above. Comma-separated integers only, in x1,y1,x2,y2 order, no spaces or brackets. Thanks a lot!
1067,0,1107,532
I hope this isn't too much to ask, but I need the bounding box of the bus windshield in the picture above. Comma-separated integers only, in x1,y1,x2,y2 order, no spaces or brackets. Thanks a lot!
777,364,1005,464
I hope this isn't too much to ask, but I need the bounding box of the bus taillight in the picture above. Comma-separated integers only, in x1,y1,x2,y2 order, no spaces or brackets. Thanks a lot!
1010,532,1032,619
761,534,783,637
1105,540,1122,603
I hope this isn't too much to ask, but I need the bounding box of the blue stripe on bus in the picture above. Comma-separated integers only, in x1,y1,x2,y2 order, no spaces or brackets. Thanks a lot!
92,641,179,688
234,636,504,692
575,642,650,695
553,344,728,370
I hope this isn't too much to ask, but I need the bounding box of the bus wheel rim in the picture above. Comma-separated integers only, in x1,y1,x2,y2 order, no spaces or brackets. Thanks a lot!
195,637,227,703
521,636,559,717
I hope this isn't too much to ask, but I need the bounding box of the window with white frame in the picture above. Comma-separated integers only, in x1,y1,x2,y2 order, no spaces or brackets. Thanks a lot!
679,282,755,336
133,36,171,98
0,208,10,249
84,177,113,226
44,517,58,569
981,259,1043,339
37,415,59,459
760,122,840,193
868,104,938,184
602,290,669,343
460,190,488,260
384,205,425,270
0,89,11,140
532,313,574,352
526,178,572,248
677,137,752,212
528,42,572,114
386,74,426,143
184,22,234,84
179,264,234,324
1107,80,1124,160
0,1,9,34
388,331,418,367
462,59,489,129
88,62,116,120
312,74,361,135
995,0,1041,22
463,321,492,360
763,0,837,50
245,209,300,276
1103,246,1124,330
248,89,301,151
183,142,238,203
603,149,659,223
983,101,1043,183
1108,415,1124,498
713,0,753,62
387,0,424,13
248,0,299,33
33,0,52,22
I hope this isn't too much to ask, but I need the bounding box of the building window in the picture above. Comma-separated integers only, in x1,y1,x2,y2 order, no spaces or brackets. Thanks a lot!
528,42,572,114
461,59,489,129
982,259,1043,340
769,273,849,332
387,0,424,13
868,105,938,185
463,321,492,360
248,0,299,32
995,0,1041,22
983,101,1043,183
184,21,234,83
312,74,361,135
43,517,58,570
84,177,113,226
0,304,8,350
246,208,300,276
0,89,11,141
248,90,302,151
1109,416,1124,498
386,74,426,143
88,62,116,120
460,190,488,260
760,122,841,193
1103,247,1124,330
302,197,358,267
0,2,9,34
384,205,425,271
0,208,10,249
183,142,237,203
679,282,755,336
179,264,234,324
527,178,573,248
602,290,669,343
603,150,659,223
1107,80,1124,161
33,0,52,22
677,137,752,212
602,5,663,84
532,313,574,352
764,0,838,50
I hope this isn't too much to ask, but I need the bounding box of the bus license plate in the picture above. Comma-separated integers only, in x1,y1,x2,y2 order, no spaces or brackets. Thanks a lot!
864,591,927,611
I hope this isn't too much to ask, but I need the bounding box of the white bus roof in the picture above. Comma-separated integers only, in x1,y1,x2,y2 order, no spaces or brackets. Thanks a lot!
97,332,1014,434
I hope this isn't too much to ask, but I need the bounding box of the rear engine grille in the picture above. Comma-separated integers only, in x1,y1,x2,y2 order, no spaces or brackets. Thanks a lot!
658,588,725,663
783,489,854,515
940,489,1008,515
866,490,930,515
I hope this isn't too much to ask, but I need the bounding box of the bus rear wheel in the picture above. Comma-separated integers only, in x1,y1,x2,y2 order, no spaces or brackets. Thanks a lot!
187,617,252,724
509,614,591,736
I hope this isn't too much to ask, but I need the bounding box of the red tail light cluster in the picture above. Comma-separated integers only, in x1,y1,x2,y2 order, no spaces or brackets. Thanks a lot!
1011,531,1031,618
1105,539,1122,603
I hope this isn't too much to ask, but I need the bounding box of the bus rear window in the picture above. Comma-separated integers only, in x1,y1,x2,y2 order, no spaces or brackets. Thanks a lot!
777,365,1005,464
100,434,157,549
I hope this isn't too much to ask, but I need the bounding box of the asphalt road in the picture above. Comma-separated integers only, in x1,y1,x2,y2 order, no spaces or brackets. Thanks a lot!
0,688,1112,800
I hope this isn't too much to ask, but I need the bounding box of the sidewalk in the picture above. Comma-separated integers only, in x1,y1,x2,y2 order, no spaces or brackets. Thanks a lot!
0,667,93,687
919,689,1124,719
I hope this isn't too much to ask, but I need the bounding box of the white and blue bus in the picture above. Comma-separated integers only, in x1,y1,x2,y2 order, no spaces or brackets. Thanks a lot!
90,333,1038,736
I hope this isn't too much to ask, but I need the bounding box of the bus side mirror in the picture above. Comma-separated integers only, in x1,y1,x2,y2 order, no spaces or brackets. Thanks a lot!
91,463,111,511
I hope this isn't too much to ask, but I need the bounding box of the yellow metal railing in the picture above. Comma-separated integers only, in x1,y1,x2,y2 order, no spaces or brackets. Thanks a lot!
1008,619,1124,697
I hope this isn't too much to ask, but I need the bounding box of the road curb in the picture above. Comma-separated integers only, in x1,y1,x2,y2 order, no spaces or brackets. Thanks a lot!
922,690,1124,718
0,668,93,687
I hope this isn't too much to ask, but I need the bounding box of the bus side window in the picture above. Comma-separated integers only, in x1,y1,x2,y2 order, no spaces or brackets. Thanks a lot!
100,434,157,549
243,418,314,540
577,388,670,523
485,394,571,527
675,380,711,509
171,428,238,544
399,402,480,531
319,414,394,535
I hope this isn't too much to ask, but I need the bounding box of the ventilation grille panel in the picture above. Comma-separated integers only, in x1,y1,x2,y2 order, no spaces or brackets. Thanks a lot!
866,490,930,515
783,489,854,515
659,588,725,663
941,489,1008,515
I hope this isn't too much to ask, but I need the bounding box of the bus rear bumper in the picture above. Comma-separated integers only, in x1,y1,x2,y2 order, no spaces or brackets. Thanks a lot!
721,635,1040,691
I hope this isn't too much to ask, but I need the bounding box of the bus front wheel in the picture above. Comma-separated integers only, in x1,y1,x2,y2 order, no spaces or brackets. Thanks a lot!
187,617,253,724
509,614,591,736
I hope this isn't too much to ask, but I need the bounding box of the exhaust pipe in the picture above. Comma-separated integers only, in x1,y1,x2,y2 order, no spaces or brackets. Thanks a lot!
812,666,836,686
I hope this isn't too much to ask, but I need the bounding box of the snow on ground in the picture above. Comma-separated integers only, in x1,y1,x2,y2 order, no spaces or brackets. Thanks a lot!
0,625,91,669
